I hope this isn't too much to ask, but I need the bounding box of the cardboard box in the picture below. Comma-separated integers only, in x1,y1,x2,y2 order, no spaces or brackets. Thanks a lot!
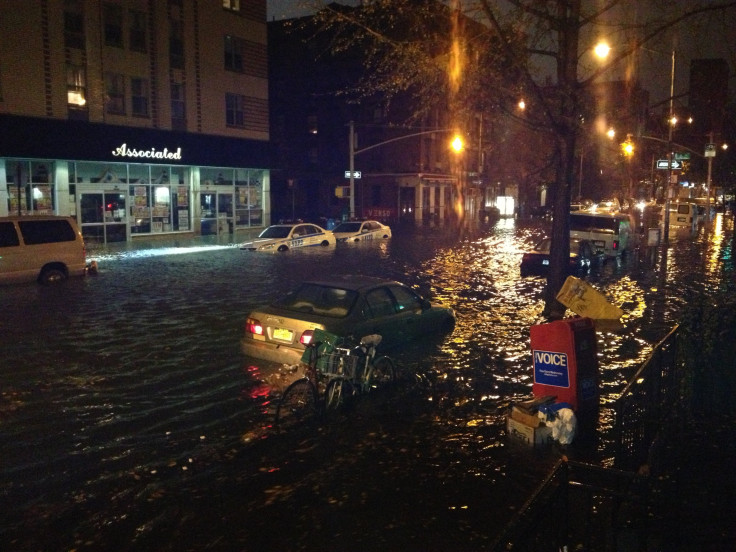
511,406,541,428
506,415,552,447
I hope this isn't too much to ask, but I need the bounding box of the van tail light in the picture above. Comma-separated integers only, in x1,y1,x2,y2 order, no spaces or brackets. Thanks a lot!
613,240,619,250
246,317,263,336
300,329,314,345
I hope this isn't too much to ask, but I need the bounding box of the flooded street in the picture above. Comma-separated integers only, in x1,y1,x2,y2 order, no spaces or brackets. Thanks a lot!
1,215,735,551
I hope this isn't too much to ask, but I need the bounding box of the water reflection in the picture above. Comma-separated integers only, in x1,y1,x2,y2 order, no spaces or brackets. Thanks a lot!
1,213,734,549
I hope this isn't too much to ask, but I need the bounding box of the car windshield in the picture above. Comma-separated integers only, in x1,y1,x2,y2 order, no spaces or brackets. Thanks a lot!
258,226,292,239
333,222,362,233
274,283,359,318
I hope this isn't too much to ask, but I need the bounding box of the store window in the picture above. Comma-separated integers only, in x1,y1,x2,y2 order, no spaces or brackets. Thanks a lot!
5,160,55,216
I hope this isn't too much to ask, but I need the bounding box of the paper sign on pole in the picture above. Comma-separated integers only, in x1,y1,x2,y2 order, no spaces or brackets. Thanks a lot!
556,276,623,320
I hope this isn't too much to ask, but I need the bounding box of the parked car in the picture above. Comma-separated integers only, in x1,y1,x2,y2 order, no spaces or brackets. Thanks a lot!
242,275,455,364
240,223,336,251
0,216,88,285
520,237,603,277
332,220,392,242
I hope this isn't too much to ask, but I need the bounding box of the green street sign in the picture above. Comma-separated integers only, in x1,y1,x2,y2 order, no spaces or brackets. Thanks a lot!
674,152,690,160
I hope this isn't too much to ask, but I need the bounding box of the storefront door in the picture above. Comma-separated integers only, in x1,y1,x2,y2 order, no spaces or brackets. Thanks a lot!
80,191,127,244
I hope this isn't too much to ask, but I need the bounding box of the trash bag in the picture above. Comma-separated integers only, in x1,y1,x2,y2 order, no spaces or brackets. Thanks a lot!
539,403,577,445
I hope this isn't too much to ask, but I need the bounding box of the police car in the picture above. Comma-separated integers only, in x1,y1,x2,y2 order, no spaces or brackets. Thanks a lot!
332,220,392,243
240,223,336,252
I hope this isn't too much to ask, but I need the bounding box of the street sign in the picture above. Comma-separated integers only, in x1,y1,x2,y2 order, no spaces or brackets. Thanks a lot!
656,159,682,170
674,152,690,160
705,143,716,158
344,170,362,179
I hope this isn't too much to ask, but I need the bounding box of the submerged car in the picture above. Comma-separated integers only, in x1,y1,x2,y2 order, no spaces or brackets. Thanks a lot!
520,237,603,277
242,275,455,364
332,220,392,243
240,223,336,252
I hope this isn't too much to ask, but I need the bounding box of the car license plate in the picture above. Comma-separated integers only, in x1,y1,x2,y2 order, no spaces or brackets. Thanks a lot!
273,328,293,341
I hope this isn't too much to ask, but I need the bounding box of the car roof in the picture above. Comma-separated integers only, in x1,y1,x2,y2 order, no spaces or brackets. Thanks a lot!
300,275,402,292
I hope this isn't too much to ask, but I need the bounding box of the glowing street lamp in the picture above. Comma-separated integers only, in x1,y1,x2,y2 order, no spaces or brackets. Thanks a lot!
451,135,464,153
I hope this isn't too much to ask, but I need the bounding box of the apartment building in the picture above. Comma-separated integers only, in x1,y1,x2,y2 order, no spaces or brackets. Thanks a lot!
0,0,270,243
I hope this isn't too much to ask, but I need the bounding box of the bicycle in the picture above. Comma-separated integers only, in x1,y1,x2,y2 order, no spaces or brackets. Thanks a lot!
274,331,396,430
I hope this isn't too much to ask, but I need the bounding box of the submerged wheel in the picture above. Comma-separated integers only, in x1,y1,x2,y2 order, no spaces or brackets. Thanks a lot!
277,244,289,252
366,356,396,391
275,379,318,430
320,240,330,246
324,379,355,411
39,266,67,285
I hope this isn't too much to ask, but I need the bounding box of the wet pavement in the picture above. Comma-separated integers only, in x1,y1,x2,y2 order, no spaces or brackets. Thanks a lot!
1,215,735,550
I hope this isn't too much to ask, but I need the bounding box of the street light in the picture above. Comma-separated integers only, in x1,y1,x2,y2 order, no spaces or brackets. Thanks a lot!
348,121,462,219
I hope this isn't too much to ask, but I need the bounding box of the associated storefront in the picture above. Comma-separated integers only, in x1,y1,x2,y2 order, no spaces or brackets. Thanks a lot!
0,115,271,244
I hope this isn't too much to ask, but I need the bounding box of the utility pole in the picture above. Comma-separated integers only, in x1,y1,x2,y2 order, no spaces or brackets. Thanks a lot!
349,120,356,219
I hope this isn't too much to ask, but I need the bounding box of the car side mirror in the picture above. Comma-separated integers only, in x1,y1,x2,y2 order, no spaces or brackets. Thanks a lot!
421,298,431,310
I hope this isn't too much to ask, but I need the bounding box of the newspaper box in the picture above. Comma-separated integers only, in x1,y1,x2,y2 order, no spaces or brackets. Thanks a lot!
530,317,599,412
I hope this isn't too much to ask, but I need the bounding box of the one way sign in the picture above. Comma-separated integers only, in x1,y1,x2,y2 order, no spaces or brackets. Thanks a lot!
656,159,682,170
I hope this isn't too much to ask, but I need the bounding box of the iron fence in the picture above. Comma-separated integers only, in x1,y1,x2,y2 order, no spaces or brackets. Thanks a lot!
491,325,684,550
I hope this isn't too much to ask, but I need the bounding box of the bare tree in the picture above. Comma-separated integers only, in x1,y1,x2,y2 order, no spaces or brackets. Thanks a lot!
301,0,736,315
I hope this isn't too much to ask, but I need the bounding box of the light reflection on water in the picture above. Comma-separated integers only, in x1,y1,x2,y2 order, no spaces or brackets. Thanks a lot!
0,214,734,549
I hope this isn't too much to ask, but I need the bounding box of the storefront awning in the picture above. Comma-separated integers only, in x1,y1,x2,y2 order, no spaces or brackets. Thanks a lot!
0,114,272,168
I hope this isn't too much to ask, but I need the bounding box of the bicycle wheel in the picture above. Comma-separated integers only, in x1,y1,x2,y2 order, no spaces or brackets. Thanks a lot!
366,356,396,391
275,379,319,430
324,378,355,411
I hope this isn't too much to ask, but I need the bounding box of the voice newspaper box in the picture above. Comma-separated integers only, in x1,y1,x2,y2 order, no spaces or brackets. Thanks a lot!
530,317,599,412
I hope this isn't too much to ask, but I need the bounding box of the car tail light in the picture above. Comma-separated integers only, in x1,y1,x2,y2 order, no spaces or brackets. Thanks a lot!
246,317,263,335
300,329,314,345
613,240,619,250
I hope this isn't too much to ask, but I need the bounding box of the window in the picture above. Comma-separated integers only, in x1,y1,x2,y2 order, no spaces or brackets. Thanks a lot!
171,82,186,130
129,9,147,53
224,35,244,72
64,0,85,49
307,115,318,135
0,222,20,248
105,73,125,114
226,93,245,127
223,0,240,12
66,65,87,112
388,285,423,313
169,19,184,69
365,288,396,318
131,78,149,117
103,3,124,48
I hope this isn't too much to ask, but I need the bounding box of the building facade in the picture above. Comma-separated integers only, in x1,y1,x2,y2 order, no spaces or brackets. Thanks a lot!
0,0,270,243
268,12,463,228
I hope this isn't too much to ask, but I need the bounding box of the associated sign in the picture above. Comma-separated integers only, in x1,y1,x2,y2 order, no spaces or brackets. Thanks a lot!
705,143,716,158
656,159,682,170
112,143,182,160
533,349,570,388
344,170,362,179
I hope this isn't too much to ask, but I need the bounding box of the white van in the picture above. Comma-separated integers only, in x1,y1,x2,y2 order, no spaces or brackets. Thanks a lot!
660,201,698,234
569,211,634,259
0,216,88,285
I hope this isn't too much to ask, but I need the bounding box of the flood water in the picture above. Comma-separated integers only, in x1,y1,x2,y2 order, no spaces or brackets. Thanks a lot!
1,214,734,551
